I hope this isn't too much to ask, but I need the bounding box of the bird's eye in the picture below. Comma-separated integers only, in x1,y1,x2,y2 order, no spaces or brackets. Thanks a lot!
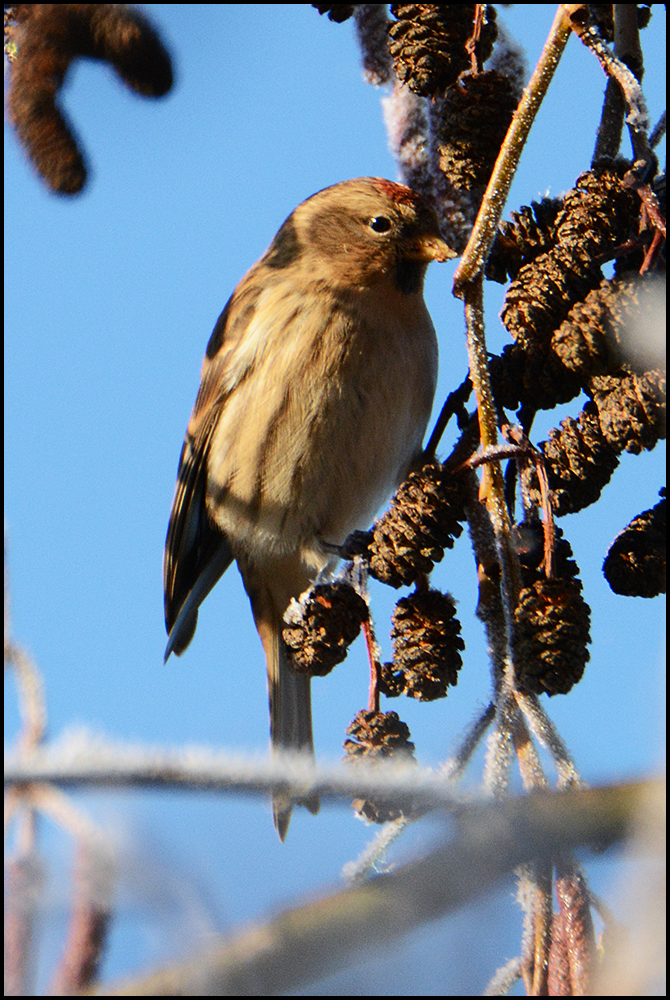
369,216,392,233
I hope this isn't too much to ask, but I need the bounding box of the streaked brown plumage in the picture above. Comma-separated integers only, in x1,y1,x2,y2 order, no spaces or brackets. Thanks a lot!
164,177,455,838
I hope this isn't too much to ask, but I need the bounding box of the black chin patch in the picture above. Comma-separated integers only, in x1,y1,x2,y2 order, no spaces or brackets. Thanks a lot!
395,259,425,295
264,216,302,270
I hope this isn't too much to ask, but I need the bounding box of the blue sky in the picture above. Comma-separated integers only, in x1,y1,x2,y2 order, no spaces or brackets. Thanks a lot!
4,5,666,994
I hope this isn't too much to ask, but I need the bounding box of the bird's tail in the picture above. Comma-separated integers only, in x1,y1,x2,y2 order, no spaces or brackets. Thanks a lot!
243,560,320,840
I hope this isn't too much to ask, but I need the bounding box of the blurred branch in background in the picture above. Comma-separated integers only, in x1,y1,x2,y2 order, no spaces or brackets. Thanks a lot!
57,773,659,996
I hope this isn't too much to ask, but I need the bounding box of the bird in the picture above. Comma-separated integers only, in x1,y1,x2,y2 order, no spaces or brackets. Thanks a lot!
163,177,455,838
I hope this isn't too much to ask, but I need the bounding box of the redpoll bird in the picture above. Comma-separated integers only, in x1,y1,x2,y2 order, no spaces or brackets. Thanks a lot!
164,177,455,838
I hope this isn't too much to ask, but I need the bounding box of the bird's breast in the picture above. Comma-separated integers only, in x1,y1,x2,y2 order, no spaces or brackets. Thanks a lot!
206,281,438,566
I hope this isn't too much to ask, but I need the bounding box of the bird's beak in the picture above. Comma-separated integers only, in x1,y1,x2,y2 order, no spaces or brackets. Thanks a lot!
409,232,458,263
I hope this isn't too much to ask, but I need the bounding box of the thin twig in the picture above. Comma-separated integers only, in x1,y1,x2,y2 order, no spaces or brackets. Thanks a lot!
10,782,102,842
526,861,553,996
2,734,480,811
49,839,115,996
564,3,652,164
463,469,509,698
2,729,587,813
462,280,521,629
363,618,382,713
552,857,597,995
4,852,43,998
342,814,410,884
649,111,666,149
514,692,583,788
441,701,497,782
482,955,523,995
482,691,515,797
593,74,626,162
424,374,472,459
6,643,47,754
510,709,549,793
611,4,644,81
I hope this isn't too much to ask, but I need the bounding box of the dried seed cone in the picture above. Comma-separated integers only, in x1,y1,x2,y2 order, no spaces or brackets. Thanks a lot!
502,244,602,347
434,69,520,194
532,365,666,515
486,196,564,284
551,276,658,381
369,462,465,588
512,578,591,696
488,335,584,413
283,582,369,676
344,709,416,760
590,369,666,455
603,492,666,597
311,3,356,22
344,709,416,823
539,403,620,516
388,4,497,97
589,5,615,41
516,521,581,587
495,164,642,411
487,347,525,412
556,164,640,254
382,590,464,700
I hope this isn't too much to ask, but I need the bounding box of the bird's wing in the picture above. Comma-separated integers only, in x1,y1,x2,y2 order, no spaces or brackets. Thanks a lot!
163,282,261,659
163,409,233,659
